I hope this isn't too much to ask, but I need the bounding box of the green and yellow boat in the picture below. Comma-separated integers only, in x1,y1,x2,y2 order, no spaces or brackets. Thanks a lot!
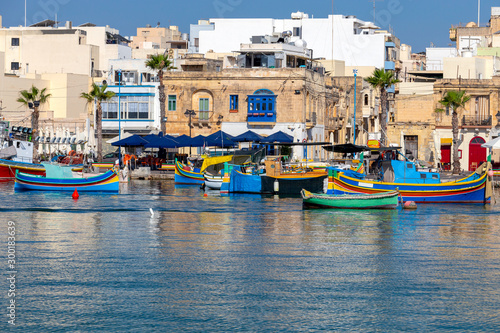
301,189,400,210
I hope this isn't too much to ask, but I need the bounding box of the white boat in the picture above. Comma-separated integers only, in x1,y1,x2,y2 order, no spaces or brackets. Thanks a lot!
203,172,223,190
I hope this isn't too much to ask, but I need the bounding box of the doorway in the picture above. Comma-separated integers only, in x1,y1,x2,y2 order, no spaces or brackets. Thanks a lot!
468,136,486,171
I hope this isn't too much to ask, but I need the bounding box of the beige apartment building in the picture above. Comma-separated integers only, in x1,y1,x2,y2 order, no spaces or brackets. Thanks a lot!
130,25,183,50
162,54,340,161
0,21,99,77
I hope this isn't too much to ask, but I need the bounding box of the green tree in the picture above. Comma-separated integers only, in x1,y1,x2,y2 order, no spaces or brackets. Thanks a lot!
364,69,400,146
145,54,176,134
437,90,471,174
17,85,51,154
81,83,116,162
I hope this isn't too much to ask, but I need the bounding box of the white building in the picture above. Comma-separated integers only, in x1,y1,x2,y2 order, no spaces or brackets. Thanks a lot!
191,12,396,76
426,47,457,71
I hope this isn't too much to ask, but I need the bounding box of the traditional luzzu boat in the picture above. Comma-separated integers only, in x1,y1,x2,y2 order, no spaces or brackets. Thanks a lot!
301,189,400,209
14,165,119,192
174,159,213,185
220,158,333,195
176,155,253,186
0,159,46,180
329,158,493,204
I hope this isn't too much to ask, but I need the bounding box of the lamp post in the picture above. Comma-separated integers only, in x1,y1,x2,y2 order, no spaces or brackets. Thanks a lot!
353,69,358,145
184,109,196,155
118,69,122,166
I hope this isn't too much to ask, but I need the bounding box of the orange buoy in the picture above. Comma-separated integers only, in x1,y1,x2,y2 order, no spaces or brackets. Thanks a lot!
72,188,79,199
203,193,208,197
403,201,417,209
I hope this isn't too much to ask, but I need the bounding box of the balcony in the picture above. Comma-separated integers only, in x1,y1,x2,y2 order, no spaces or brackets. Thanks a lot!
385,41,396,48
384,61,395,71
462,115,492,127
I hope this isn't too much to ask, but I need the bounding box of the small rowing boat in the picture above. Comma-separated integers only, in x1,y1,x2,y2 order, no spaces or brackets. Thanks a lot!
301,189,399,210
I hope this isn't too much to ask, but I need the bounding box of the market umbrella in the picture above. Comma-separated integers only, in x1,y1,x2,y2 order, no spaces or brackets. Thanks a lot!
144,136,180,149
482,136,500,150
204,130,235,147
231,130,264,143
260,131,293,143
111,134,148,147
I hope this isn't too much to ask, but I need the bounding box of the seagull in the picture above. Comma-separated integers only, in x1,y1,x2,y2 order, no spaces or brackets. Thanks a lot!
149,208,154,217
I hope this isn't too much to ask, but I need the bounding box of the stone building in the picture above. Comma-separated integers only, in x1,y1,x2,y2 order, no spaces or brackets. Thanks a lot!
390,82,436,163
433,77,500,171
162,54,339,161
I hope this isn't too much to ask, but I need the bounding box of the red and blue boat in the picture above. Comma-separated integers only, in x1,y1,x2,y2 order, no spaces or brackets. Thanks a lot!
0,159,46,180
329,159,492,204
14,168,119,192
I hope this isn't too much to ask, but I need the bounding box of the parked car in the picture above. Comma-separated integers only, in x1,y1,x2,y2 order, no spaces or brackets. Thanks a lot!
102,150,120,163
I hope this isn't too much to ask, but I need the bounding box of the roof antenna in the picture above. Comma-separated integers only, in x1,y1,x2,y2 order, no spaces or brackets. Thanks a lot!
477,0,480,26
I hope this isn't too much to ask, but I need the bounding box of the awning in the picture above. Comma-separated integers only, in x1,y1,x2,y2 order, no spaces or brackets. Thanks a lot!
441,138,453,145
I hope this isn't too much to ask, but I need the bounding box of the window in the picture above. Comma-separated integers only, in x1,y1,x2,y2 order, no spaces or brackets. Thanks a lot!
199,98,209,120
230,95,238,111
11,62,19,70
11,38,19,46
293,27,301,37
102,95,153,120
168,95,176,111
364,94,369,106
247,89,276,123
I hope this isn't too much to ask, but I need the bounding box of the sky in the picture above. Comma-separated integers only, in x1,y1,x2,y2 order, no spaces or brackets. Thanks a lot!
0,0,498,52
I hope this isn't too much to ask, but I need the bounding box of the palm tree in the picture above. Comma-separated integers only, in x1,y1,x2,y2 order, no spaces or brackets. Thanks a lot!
17,85,51,153
145,54,176,134
81,83,116,162
364,69,400,146
437,90,471,174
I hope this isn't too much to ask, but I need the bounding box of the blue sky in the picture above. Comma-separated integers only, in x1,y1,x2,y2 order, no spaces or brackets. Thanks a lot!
0,0,498,52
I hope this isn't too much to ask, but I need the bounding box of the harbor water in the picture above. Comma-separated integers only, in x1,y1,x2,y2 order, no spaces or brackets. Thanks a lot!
1,180,500,332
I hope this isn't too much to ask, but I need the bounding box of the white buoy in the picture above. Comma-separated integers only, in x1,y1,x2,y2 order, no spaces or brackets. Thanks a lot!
149,208,154,217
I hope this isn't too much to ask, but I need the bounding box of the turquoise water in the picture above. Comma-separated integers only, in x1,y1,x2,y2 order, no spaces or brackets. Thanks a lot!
1,181,500,332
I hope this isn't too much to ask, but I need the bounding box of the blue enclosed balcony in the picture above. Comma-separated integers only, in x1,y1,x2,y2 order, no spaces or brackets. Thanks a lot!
384,61,395,71
247,89,277,123
385,41,396,48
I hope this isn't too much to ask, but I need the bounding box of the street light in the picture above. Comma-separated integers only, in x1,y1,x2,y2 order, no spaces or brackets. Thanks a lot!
352,69,358,145
117,69,122,165
216,115,223,126
184,109,196,155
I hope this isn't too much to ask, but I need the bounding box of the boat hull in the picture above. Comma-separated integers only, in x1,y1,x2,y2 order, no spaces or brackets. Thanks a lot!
0,159,45,180
174,161,204,185
302,189,399,209
14,169,119,192
261,174,327,195
331,170,490,204
204,174,223,190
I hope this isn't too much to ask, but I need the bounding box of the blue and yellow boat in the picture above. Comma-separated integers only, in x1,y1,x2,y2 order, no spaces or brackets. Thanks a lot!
14,168,119,192
330,159,492,204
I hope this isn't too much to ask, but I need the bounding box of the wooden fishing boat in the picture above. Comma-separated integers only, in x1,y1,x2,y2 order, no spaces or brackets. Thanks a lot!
220,159,329,195
329,159,493,204
203,173,223,190
301,189,400,209
174,160,206,185
14,168,119,192
0,159,45,180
